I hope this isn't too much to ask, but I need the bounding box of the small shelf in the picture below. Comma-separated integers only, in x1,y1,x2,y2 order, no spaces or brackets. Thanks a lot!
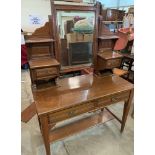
98,35,119,40
25,38,55,44
102,21,123,24
29,58,60,69
97,50,123,60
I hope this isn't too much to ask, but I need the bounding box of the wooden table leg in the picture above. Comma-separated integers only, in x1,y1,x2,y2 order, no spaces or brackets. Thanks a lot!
40,115,51,155
121,89,134,132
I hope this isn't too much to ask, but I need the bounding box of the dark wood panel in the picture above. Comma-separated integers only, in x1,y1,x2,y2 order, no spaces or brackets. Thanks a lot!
60,39,69,66
54,4,96,11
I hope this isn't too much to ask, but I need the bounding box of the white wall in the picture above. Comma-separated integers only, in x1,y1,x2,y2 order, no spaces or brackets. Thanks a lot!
21,0,51,33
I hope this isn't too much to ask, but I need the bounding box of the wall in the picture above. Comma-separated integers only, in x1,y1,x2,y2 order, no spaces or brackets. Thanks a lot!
21,0,51,33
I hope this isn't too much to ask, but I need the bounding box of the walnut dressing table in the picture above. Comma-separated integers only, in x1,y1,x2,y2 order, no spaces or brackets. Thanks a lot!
32,74,133,155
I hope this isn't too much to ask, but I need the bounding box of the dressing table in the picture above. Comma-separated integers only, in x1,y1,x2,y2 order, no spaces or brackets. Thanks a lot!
30,2,134,155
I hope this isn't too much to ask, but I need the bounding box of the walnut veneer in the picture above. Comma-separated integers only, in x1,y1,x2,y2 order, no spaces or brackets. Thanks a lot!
32,74,133,155
97,49,123,71
25,17,60,87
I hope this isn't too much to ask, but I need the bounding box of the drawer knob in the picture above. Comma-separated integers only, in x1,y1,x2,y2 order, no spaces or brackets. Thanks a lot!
111,97,119,102
68,111,76,117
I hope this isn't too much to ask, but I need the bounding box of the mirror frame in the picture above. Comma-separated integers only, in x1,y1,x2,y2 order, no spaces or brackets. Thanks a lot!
50,0,101,70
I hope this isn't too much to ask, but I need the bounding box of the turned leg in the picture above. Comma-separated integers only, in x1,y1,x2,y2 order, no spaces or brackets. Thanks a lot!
40,115,51,155
121,89,134,132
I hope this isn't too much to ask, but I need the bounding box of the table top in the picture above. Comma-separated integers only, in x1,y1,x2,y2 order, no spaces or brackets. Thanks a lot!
97,50,123,60
29,58,60,69
33,74,133,116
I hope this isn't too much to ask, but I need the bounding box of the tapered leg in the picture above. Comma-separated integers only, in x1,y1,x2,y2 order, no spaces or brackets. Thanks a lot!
121,89,134,132
40,115,51,155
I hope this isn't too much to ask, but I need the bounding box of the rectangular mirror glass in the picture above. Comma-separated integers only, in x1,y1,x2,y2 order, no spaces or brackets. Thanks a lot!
56,11,95,67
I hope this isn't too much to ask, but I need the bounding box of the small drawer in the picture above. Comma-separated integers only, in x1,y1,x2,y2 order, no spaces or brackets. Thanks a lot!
110,91,130,103
106,59,121,69
36,67,58,78
93,91,130,108
49,102,94,123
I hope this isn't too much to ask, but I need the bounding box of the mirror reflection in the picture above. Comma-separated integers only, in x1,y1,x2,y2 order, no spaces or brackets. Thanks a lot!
56,11,95,67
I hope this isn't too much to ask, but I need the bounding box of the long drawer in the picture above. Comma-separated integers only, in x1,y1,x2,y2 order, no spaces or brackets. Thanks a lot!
92,90,130,108
48,90,130,123
49,101,95,123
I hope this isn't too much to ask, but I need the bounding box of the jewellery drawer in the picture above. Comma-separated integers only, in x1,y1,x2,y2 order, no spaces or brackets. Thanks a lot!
49,102,95,123
36,67,58,78
106,59,121,69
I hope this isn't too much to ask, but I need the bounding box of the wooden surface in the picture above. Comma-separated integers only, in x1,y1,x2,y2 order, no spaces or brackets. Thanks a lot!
54,3,96,11
102,21,123,23
29,58,60,86
60,64,92,74
33,74,133,116
112,68,128,76
50,0,101,73
25,38,55,44
24,20,53,40
25,15,61,86
97,50,123,60
29,58,60,69
33,74,133,155
97,50,123,71
98,35,119,40
95,13,120,73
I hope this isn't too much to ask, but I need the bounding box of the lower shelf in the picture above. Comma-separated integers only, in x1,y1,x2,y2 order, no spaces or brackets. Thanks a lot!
49,109,114,143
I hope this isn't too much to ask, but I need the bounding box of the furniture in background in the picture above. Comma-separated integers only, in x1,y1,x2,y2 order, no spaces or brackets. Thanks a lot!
114,27,134,51
103,9,125,21
112,68,128,77
111,52,134,83
21,30,28,69
25,17,60,87
32,74,133,155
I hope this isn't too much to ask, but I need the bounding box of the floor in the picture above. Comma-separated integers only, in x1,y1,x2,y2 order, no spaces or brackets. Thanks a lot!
21,69,134,155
